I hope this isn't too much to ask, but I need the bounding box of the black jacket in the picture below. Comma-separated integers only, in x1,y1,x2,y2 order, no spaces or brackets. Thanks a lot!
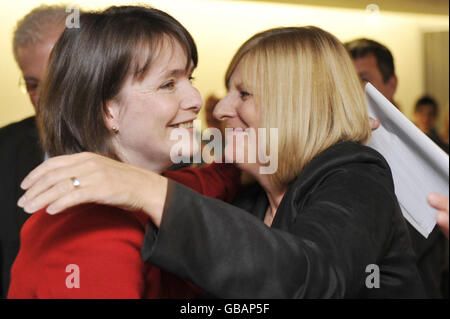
142,142,426,298
0,116,43,298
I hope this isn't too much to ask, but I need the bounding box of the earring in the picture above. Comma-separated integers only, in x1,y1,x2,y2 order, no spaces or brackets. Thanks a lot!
112,126,119,134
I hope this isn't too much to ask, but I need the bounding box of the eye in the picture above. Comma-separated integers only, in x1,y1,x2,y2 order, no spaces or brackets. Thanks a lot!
189,76,195,83
160,80,175,90
360,77,369,84
239,91,251,100
26,82,39,92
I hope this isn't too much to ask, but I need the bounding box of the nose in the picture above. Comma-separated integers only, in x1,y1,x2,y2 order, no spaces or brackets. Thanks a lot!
213,94,237,121
181,84,203,114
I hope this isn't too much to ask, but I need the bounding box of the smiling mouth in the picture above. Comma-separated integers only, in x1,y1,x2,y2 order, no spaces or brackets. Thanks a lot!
169,120,195,129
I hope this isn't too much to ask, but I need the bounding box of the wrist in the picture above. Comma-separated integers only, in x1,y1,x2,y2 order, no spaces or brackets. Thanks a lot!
141,171,168,227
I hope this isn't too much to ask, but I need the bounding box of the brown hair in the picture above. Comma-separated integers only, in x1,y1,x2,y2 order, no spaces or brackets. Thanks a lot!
38,5,198,158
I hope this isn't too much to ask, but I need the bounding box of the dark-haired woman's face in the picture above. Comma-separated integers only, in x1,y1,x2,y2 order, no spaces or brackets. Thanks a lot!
106,40,202,172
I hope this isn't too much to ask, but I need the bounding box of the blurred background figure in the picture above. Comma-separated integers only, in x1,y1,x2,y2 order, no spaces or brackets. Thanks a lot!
0,4,68,298
345,38,400,110
414,95,449,153
441,104,449,145
13,5,68,109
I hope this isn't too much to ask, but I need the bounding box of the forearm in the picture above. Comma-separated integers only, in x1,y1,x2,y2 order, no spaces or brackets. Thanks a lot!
142,181,302,298
140,172,168,227
141,181,382,298
149,163,241,226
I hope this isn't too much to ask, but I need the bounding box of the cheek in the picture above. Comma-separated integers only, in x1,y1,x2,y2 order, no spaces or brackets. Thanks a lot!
30,94,39,109
124,96,177,130
223,130,255,164
425,115,435,124
240,103,259,128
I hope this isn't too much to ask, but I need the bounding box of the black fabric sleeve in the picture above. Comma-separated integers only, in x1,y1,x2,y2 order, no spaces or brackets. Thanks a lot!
141,170,421,298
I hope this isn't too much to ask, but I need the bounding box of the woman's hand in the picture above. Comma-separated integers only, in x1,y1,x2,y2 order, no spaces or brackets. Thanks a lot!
18,152,167,226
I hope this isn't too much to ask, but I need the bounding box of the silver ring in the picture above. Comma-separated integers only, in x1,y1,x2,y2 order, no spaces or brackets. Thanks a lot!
70,177,81,188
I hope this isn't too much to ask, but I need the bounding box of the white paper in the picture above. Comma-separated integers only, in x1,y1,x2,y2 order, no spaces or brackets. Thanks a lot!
365,83,449,238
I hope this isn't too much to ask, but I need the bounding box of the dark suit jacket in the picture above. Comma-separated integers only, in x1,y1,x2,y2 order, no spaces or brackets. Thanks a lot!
0,116,43,298
142,142,426,298
407,223,448,298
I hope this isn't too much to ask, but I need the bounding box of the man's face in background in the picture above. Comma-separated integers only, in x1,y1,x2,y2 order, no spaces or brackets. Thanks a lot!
16,31,62,110
352,53,397,103
414,104,437,134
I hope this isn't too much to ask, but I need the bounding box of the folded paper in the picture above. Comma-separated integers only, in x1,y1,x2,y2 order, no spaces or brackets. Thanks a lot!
365,83,449,238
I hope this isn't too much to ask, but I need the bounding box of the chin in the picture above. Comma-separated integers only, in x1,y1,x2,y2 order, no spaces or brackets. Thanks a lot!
166,132,201,165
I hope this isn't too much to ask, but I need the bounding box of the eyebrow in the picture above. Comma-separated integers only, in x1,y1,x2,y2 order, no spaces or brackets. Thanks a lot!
159,64,195,80
236,83,249,92
162,69,187,78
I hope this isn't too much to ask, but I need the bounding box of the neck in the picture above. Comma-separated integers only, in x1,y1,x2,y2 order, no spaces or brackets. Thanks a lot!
116,150,167,174
238,163,287,214
257,173,286,217
112,139,169,174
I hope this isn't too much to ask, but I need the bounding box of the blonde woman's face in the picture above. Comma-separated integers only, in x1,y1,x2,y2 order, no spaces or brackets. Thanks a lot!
214,62,260,168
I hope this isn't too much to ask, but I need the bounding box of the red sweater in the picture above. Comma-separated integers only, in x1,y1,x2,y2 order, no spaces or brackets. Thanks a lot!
8,163,240,299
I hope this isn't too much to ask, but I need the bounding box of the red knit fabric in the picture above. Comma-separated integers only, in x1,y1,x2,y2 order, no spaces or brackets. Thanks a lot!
8,163,240,298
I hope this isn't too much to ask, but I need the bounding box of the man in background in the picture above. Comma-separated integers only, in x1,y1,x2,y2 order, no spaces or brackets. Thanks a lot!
413,95,449,153
346,38,449,298
345,38,399,108
0,4,68,298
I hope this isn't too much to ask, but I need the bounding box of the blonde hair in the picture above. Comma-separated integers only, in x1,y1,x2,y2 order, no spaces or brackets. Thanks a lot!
226,26,371,188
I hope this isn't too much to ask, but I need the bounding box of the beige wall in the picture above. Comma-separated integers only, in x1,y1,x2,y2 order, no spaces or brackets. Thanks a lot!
1,0,448,127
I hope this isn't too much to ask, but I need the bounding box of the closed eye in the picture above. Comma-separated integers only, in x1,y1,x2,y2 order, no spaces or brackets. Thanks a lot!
160,80,175,90
240,91,251,100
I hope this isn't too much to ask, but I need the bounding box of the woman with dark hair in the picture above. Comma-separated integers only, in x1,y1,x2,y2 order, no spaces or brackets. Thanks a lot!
8,6,240,298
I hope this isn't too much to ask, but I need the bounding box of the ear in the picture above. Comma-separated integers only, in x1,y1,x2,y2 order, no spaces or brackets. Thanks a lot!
386,75,398,99
104,100,120,132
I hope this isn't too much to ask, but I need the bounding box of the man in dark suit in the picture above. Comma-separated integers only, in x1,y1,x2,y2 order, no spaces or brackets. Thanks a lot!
0,5,67,298
345,38,449,298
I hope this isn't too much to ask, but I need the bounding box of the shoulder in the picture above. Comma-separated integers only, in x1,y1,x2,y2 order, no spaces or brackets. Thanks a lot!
0,116,37,147
0,116,36,138
288,142,399,219
21,204,149,255
294,141,394,192
13,205,151,298
283,143,401,241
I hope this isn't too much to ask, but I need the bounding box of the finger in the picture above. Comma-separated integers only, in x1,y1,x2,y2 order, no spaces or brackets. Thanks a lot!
19,162,95,208
23,177,81,214
21,152,94,190
46,187,95,215
427,193,449,213
436,212,449,239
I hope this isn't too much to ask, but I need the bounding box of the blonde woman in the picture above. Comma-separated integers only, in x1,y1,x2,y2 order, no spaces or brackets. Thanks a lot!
19,26,424,298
